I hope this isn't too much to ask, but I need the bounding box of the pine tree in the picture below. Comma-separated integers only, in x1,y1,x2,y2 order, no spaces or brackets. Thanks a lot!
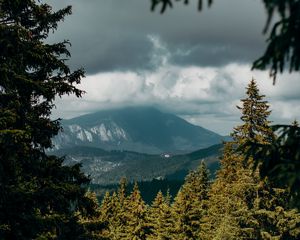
110,177,129,239
99,191,115,225
254,187,300,239
106,191,124,240
172,161,210,239
233,79,300,238
203,147,259,240
204,79,300,240
147,190,174,240
123,182,149,240
118,177,128,207
79,191,109,240
0,1,91,239
233,78,274,147
104,179,129,240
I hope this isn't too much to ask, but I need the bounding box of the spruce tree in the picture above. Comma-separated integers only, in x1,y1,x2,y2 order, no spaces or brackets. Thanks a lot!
79,191,108,240
203,147,259,240
147,190,174,240
0,1,91,239
106,191,124,240
204,79,300,240
123,182,149,240
104,179,129,239
112,177,129,238
233,78,274,147
172,161,210,240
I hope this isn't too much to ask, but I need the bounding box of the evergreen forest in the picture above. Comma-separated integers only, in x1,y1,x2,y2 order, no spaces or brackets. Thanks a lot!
77,79,300,240
1,0,300,239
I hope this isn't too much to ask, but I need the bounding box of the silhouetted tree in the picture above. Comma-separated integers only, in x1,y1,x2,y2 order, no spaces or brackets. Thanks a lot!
0,1,92,239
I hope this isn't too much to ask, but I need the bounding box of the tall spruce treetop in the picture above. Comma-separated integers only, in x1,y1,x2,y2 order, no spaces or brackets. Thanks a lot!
0,1,90,239
147,190,174,240
172,161,210,240
233,79,274,146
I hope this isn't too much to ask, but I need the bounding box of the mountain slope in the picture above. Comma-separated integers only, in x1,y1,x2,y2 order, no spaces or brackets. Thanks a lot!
53,106,224,154
54,144,222,185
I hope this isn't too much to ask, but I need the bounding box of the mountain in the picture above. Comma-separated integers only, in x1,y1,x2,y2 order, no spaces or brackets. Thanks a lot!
54,144,222,185
52,106,225,154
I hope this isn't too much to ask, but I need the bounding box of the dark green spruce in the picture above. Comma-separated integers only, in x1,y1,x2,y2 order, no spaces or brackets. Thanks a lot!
0,1,94,239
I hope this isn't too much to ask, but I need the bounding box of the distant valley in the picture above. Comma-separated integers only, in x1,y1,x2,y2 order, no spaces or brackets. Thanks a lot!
53,143,222,185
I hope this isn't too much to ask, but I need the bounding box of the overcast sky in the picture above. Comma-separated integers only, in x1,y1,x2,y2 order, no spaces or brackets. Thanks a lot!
49,0,300,135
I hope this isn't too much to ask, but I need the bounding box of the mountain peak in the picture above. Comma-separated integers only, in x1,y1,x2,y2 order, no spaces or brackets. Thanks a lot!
54,106,224,154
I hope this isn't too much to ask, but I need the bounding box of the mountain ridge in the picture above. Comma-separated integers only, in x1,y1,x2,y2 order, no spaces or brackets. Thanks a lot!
53,106,225,154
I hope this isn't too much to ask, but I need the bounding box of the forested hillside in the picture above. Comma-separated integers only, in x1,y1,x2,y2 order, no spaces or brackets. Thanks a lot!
53,143,221,185
77,80,300,239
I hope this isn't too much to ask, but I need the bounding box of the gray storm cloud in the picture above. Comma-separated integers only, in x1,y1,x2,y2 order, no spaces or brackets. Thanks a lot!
48,0,300,135
48,0,267,74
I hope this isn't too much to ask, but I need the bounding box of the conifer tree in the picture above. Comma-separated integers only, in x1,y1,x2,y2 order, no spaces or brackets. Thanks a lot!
118,177,128,207
0,1,91,239
203,148,259,239
147,190,174,240
204,79,300,240
248,121,300,208
123,182,149,240
99,191,116,225
107,191,124,240
172,161,210,239
233,78,274,147
79,191,109,240
105,179,129,240
111,177,129,238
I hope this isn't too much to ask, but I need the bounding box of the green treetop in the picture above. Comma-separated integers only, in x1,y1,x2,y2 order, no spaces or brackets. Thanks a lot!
123,182,149,240
172,161,210,240
147,190,174,240
204,79,300,239
233,78,274,146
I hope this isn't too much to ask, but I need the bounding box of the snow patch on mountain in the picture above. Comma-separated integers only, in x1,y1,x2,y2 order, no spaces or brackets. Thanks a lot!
90,122,127,142
51,121,130,151
84,130,93,142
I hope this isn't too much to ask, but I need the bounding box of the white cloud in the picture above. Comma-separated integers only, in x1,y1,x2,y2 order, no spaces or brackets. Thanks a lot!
52,37,300,135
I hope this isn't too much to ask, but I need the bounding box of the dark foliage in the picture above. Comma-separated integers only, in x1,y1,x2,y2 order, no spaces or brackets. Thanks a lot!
253,1,300,83
0,0,92,239
150,0,213,13
244,123,300,208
